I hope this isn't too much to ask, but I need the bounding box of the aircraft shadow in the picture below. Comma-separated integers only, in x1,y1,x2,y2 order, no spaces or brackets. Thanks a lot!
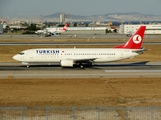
0,61,153,71
81,61,151,69
18,61,150,69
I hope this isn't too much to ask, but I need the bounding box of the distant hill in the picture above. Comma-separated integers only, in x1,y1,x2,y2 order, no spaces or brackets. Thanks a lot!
44,13,87,19
44,12,161,21
44,12,62,18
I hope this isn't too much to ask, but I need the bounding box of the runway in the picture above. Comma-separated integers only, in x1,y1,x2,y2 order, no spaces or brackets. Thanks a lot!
0,62,161,78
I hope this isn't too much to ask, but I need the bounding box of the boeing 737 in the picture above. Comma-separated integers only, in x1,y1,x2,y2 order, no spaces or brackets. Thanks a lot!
35,23,68,36
44,23,68,35
13,26,146,68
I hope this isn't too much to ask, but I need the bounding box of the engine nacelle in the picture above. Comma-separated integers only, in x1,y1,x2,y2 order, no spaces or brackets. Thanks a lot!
60,59,74,67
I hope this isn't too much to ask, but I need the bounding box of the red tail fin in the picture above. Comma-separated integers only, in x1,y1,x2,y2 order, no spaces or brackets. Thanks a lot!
62,23,68,30
115,26,146,49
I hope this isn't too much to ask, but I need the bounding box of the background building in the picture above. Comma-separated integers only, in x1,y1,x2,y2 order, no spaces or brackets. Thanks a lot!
63,26,112,35
60,14,65,23
0,24,3,34
118,24,161,34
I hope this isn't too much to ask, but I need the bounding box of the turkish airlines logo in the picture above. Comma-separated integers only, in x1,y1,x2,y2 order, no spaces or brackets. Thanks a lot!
132,35,142,44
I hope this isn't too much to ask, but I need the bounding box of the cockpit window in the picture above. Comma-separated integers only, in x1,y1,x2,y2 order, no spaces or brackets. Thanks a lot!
19,52,25,55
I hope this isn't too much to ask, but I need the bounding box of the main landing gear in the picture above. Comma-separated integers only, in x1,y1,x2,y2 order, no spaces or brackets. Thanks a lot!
79,65,84,69
78,63,84,69
77,62,93,69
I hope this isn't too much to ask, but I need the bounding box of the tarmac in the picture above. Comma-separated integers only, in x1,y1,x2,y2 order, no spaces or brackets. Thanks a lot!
0,62,161,78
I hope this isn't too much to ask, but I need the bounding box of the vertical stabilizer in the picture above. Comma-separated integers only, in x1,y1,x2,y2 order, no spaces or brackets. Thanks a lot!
62,23,68,30
115,26,146,49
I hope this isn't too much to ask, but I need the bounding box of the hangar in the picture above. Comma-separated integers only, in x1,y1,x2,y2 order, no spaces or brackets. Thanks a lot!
118,24,161,34
63,26,111,35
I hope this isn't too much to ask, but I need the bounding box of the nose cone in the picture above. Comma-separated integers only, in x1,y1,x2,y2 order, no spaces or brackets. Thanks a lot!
13,55,19,61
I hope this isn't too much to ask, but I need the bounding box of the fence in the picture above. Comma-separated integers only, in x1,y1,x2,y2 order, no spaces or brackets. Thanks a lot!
0,106,161,120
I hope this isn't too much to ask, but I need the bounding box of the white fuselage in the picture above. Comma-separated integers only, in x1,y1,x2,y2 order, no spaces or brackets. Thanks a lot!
13,48,140,65
45,27,66,34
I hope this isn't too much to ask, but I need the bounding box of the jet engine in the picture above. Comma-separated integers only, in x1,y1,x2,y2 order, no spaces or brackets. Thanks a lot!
60,59,74,67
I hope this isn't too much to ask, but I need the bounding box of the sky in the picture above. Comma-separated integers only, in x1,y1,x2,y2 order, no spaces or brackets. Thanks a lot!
0,0,161,18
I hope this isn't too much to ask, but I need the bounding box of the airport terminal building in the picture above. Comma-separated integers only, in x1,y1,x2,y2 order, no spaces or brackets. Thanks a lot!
63,27,111,35
118,24,161,34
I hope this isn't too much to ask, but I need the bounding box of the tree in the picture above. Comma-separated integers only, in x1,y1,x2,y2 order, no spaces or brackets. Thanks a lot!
106,29,109,34
113,29,117,33
73,23,77,27
5,25,10,30
26,24,37,31
5,26,10,33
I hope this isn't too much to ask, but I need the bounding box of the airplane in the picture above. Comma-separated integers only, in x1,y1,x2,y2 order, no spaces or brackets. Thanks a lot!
13,26,146,68
43,23,68,36
35,23,68,36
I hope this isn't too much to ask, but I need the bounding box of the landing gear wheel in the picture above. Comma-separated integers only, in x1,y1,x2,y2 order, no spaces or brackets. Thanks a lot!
27,65,30,68
77,63,84,69
80,65,84,69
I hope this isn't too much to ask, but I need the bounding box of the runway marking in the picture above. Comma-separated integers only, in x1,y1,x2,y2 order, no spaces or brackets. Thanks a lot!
105,70,161,73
